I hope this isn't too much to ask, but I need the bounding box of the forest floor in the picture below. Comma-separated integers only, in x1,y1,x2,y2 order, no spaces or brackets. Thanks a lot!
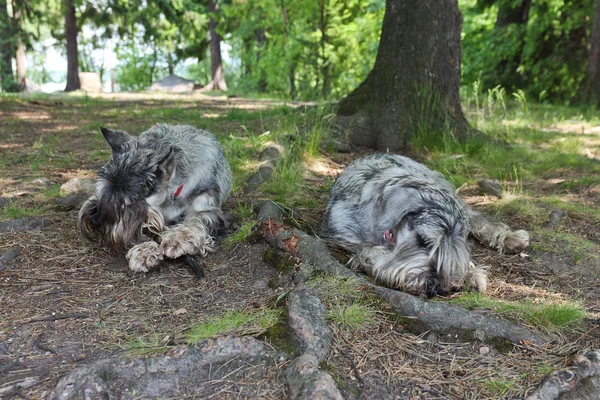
0,91,600,399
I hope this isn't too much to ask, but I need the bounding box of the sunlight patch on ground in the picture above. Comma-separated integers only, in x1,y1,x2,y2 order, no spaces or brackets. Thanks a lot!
12,111,51,120
0,143,23,149
304,157,342,177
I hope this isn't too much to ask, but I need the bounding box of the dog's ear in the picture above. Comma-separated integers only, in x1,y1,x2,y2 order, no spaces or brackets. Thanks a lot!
157,149,176,185
100,127,132,153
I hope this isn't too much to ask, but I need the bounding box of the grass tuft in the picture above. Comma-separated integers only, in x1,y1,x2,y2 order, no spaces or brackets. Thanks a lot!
223,220,257,250
447,292,586,332
187,308,280,344
0,203,46,220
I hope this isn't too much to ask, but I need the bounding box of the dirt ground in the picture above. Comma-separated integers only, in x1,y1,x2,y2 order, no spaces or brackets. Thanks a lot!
1,92,599,399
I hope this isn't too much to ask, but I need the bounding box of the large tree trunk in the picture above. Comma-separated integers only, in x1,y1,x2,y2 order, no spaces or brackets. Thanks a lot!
206,0,227,91
64,0,80,92
337,0,475,151
12,0,25,91
572,0,600,106
0,0,16,92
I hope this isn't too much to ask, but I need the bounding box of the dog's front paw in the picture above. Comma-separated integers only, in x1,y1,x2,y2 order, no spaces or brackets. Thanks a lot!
126,241,163,272
159,227,214,259
502,230,530,254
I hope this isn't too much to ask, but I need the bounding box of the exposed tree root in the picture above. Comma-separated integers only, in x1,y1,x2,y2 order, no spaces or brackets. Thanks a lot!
527,349,600,400
246,142,285,192
258,200,544,347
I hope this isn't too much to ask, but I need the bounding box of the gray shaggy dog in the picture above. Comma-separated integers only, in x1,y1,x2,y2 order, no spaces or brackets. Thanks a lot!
78,124,232,273
322,153,529,297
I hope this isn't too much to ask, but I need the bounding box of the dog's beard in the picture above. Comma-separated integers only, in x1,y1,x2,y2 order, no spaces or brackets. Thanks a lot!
352,222,470,296
78,196,153,249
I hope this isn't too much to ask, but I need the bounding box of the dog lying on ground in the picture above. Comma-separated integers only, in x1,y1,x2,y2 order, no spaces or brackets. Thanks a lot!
78,124,232,273
322,153,529,297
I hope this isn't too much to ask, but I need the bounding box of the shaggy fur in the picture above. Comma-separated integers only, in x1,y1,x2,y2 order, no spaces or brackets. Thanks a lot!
322,153,529,297
78,124,232,272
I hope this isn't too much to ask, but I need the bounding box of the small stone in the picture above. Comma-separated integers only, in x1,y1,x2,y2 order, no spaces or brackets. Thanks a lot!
0,342,9,355
61,177,96,195
478,179,503,198
479,346,490,355
54,192,90,211
0,246,23,268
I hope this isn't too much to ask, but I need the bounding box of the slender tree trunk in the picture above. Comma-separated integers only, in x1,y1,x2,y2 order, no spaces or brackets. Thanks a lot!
255,27,267,92
11,1,25,91
337,0,476,151
167,49,174,76
0,0,16,92
279,0,296,99
319,0,330,98
206,0,227,91
64,0,80,92
572,0,600,106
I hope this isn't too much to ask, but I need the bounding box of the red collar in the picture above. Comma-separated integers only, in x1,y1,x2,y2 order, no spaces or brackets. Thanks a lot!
174,184,184,198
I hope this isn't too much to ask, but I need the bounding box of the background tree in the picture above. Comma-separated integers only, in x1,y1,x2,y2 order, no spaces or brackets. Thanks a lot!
64,0,80,91
0,0,17,92
572,0,600,106
336,0,473,151
204,0,227,91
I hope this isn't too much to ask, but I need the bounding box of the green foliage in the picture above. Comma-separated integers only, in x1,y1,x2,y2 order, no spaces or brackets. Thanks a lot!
460,0,596,103
223,0,384,100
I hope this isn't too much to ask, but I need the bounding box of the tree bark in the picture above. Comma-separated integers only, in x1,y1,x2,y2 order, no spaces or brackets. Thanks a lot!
495,0,531,27
255,27,267,93
337,0,475,151
11,0,25,91
0,0,16,92
319,0,330,98
572,0,600,106
64,0,80,92
206,0,227,91
279,0,296,99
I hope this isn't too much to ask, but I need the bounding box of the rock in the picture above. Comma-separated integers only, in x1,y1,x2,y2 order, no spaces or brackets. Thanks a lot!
49,336,283,400
0,218,52,233
545,209,570,230
0,341,9,355
60,178,96,196
148,75,197,93
54,192,90,211
478,179,503,198
479,346,490,355
0,246,23,269
79,72,103,93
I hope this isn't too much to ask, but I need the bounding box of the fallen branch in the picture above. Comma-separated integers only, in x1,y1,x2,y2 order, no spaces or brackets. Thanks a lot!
258,200,544,346
24,313,90,324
